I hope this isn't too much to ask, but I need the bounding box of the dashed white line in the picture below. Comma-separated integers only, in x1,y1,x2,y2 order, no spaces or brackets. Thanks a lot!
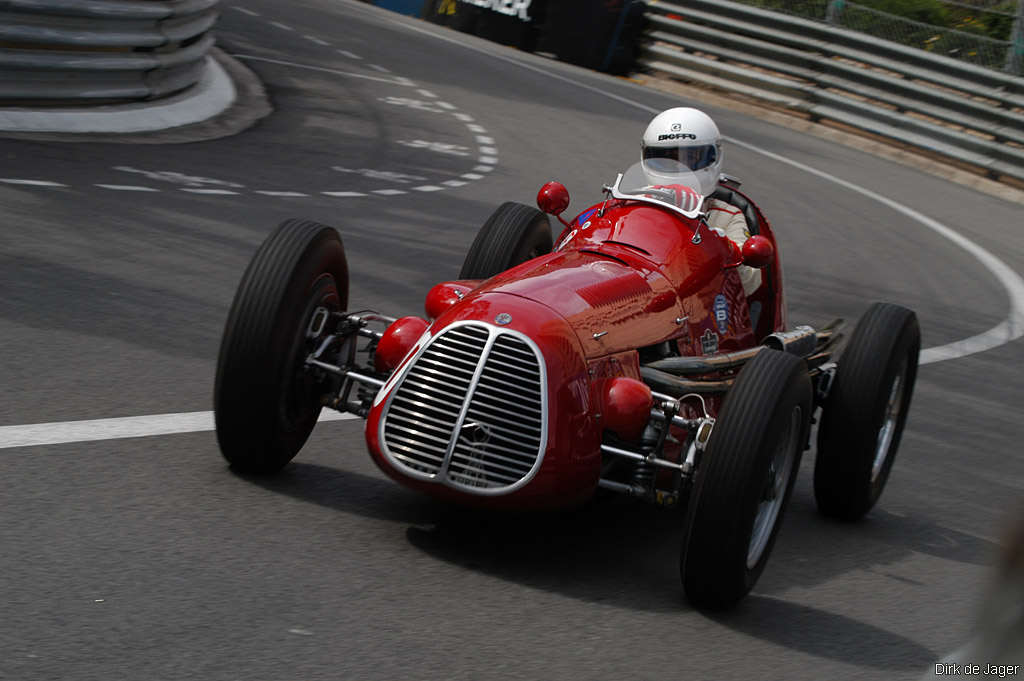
232,6,259,15
454,113,474,122
417,89,438,98
255,191,311,197
369,64,391,73
479,147,498,155
435,102,456,110
304,35,329,46
269,21,293,31
413,186,444,192
338,50,361,59
233,54,413,86
95,185,160,192
475,136,495,145
181,188,241,195
443,180,468,187
461,173,485,181
467,124,487,133
373,189,407,195
478,156,498,165
1,178,66,187
322,191,368,197
473,165,496,173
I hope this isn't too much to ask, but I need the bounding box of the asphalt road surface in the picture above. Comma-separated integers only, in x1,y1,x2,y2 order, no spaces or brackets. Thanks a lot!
2,1,1023,679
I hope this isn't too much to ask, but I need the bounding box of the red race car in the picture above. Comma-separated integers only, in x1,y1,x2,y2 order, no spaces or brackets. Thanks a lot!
214,161,920,609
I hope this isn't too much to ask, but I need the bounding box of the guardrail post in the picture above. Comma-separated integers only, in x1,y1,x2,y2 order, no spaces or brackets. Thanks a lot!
1007,0,1024,76
825,0,845,26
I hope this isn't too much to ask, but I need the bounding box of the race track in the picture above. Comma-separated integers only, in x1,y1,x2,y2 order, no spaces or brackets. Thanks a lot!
2,1,1023,679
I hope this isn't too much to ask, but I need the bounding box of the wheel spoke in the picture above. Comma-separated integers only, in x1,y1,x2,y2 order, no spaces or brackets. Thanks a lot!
748,406,801,569
871,358,908,483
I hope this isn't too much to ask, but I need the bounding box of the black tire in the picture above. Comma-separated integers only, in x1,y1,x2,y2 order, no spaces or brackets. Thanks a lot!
459,202,552,279
681,350,813,610
814,302,920,520
214,219,349,473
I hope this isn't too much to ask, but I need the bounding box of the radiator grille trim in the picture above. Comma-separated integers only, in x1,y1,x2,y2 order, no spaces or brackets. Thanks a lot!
378,321,548,495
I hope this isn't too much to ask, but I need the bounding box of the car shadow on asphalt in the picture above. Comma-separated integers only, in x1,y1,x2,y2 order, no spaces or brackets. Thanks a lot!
238,461,941,671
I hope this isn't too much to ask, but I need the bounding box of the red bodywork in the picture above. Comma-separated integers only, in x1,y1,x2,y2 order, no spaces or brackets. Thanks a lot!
365,189,785,509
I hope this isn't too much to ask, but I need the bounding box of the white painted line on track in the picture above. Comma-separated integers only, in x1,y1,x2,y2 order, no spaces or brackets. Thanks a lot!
1,178,66,187
181,188,241,195
232,54,413,86
269,21,294,31
338,50,361,59
0,411,356,450
304,35,329,46
94,185,160,192
255,191,310,197
232,6,259,16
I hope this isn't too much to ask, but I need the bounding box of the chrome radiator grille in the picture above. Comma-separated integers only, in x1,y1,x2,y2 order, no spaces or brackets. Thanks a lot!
380,322,547,494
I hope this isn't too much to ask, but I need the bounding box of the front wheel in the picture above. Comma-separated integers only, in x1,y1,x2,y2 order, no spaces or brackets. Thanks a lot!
214,219,349,473
681,350,813,610
814,302,920,520
459,202,552,279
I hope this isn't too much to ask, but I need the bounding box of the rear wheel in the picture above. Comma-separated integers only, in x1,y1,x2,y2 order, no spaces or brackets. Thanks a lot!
681,350,812,610
214,219,349,473
459,202,552,279
814,303,920,520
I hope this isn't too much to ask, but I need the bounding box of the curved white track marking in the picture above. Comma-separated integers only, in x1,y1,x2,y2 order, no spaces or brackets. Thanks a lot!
0,410,356,450
233,54,408,86
725,138,1024,365
391,13,1024,365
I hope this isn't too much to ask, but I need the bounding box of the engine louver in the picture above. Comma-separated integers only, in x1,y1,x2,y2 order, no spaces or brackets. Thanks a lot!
380,322,547,494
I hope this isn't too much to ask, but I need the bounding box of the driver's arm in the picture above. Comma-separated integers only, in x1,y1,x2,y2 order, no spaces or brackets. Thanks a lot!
707,201,762,296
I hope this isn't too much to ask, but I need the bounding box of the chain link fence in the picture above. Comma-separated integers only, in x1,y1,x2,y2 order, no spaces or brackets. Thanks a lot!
728,0,1023,73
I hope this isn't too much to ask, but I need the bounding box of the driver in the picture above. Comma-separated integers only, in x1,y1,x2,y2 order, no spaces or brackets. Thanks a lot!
640,107,761,298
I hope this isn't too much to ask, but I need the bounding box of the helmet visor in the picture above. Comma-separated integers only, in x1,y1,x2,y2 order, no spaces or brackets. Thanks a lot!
642,142,719,172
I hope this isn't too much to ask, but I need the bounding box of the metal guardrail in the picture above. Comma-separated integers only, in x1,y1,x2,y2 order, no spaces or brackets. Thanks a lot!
639,0,1024,185
0,0,220,105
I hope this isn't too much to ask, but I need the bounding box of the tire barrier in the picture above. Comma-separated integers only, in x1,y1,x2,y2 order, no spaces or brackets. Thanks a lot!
0,0,220,105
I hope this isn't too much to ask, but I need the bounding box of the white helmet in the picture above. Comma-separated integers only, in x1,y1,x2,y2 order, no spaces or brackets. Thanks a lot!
641,107,723,196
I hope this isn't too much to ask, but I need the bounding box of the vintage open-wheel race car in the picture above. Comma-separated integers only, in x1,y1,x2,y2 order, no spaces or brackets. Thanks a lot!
213,161,920,609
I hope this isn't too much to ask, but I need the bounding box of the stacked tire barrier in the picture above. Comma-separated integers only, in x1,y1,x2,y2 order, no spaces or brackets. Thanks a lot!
421,0,646,74
0,0,220,105
639,0,1024,185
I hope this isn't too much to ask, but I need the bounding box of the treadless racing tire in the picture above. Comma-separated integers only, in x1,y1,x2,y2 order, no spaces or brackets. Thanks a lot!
681,350,813,610
814,302,920,520
459,202,552,279
214,219,349,473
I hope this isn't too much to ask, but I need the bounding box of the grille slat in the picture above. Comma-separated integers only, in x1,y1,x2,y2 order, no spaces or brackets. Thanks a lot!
452,442,536,469
465,401,543,427
380,322,546,492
